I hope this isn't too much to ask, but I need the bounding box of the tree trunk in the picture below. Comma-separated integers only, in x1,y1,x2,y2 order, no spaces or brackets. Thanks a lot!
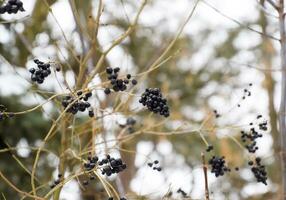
278,0,286,198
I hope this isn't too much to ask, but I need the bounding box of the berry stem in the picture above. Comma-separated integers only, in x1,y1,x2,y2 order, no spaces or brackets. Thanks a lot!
201,153,210,200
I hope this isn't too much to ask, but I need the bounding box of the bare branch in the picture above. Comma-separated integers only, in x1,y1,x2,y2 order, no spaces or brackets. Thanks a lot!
83,0,147,87
202,153,210,200
266,0,279,10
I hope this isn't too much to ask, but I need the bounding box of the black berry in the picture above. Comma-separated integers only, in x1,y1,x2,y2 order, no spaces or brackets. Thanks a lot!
0,0,25,15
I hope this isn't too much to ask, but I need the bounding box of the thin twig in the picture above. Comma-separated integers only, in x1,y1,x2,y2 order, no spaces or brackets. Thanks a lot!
83,0,147,87
201,153,210,200
266,0,279,10
201,0,280,41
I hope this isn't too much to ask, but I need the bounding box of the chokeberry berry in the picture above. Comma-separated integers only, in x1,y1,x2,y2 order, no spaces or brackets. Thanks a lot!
104,88,111,95
206,145,214,152
126,74,131,79
114,67,120,73
55,66,61,72
106,67,113,74
131,79,137,85
88,110,94,118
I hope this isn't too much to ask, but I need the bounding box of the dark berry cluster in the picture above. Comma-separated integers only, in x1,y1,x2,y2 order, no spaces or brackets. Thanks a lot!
81,155,98,186
206,145,214,152
248,157,267,185
0,105,14,121
258,121,268,131
241,117,267,153
119,117,136,133
177,188,187,198
29,59,53,84
139,88,170,117
147,160,162,172
83,154,127,177
83,153,99,171
104,67,137,94
99,155,127,176
0,0,24,14
61,91,94,117
208,156,230,177
50,174,62,189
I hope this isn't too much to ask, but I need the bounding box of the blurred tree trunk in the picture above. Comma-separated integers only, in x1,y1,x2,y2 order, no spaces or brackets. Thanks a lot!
277,0,286,198
259,10,282,198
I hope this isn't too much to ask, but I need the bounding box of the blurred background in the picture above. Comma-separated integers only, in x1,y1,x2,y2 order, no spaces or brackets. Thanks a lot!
0,0,282,199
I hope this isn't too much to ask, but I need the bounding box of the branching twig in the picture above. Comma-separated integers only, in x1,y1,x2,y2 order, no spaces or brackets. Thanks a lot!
83,0,147,87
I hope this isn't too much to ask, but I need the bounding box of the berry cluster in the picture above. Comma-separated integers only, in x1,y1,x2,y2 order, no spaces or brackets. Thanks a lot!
61,91,94,117
240,117,267,153
83,153,99,171
258,121,268,131
50,174,62,189
82,154,126,186
248,157,267,185
82,161,97,186
0,0,24,14
104,67,137,95
147,160,162,172
0,105,14,121
119,117,136,133
83,154,127,177
99,155,127,176
139,88,170,117
177,188,187,198
208,156,230,177
29,59,53,84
